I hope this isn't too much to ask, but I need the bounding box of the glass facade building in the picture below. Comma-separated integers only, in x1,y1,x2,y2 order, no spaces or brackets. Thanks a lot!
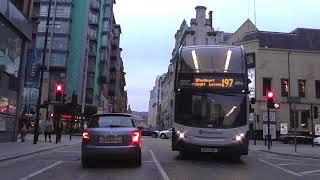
0,0,33,142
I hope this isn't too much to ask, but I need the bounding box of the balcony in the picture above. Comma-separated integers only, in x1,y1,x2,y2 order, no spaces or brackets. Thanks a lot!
90,0,100,11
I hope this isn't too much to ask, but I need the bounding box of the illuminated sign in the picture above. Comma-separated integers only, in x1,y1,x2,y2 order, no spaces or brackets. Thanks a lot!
191,78,235,88
178,73,245,90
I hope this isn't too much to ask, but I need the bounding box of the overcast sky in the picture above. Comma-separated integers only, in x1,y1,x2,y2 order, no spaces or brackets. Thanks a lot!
113,0,320,112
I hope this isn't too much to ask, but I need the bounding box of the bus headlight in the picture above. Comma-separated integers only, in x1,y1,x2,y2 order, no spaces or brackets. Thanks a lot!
177,131,185,139
235,133,245,141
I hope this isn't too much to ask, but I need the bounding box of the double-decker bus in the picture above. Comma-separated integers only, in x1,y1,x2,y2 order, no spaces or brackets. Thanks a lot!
172,45,249,159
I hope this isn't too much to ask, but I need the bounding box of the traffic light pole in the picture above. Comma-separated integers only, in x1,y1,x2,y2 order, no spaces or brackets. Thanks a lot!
294,103,297,152
267,107,271,150
33,0,52,144
311,104,314,147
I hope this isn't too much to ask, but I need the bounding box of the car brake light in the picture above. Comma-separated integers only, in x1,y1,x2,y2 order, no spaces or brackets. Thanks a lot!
83,131,90,140
131,131,141,147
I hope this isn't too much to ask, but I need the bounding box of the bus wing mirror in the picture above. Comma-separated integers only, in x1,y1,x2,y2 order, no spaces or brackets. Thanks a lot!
250,98,256,104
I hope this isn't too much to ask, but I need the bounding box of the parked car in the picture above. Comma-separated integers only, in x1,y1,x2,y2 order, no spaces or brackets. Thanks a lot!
279,133,313,144
313,137,320,145
81,113,142,168
159,128,172,139
140,127,159,138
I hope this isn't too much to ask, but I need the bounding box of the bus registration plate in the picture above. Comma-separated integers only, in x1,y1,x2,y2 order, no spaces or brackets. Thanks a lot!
201,148,218,153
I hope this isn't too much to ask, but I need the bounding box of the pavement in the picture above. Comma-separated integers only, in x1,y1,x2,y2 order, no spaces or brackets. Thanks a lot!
1,137,320,179
249,140,320,159
0,133,81,162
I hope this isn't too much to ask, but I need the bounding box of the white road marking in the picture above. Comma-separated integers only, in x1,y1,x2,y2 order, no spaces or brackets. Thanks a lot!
259,159,303,177
20,161,63,180
149,150,170,180
300,169,320,175
55,151,80,153
0,154,40,168
277,163,302,166
263,157,302,162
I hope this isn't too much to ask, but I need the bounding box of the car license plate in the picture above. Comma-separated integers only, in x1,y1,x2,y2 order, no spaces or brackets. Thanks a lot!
99,136,122,143
201,148,218,153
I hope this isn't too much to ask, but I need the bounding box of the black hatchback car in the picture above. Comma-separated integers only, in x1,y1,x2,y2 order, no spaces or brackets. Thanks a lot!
81,113,142,168
279,133,313,144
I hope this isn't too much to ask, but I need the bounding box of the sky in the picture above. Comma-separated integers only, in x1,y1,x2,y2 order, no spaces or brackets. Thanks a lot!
113,0,320,112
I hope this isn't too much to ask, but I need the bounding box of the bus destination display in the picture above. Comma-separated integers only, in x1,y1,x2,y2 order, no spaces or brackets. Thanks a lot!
178,74,245,89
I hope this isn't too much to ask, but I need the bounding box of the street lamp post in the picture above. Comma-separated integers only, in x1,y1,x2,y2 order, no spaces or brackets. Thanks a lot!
33,0,53,144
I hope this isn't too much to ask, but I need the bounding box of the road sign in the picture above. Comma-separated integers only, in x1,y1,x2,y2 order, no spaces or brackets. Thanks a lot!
263,111,276,122
263,124,276,139
315,124,320,136
280,123,288,135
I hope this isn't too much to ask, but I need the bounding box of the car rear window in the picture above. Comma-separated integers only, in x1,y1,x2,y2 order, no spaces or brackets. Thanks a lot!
88,115,134,128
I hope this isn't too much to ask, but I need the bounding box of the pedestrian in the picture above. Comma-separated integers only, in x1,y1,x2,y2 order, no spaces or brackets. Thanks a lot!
44,119,54,142
55,115,63,144
20,116,28,142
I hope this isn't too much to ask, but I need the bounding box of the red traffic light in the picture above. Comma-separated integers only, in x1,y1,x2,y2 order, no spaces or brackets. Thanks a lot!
55,83,64,92
56,85,62,91
267,91,274,98
50,113,54,118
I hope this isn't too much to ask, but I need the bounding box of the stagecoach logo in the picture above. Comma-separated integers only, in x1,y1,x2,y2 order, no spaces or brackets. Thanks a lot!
199,130,222,135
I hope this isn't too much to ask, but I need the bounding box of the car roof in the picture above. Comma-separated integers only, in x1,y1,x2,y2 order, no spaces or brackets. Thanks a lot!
91,113,133,117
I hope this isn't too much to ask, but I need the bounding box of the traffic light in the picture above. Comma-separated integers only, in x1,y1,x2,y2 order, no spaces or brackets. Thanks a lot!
266,90,274,108
314,106,319,119
266,90,280,109
54,83,64,102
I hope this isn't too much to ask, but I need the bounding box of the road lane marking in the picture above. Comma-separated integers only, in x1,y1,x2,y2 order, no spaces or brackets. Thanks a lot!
300,169,320,175
259,159,303,177
20,161,63,180
149,150,170,180
55,151,80,153
277,163,302,166
0,154,41,168
263,157,302,162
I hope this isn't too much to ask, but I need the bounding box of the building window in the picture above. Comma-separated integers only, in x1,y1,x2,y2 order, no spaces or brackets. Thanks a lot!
0,17,22,78
298,79,306,97
263,78,271,96
281,78,289,97
301,110,309,128
316,80,320,98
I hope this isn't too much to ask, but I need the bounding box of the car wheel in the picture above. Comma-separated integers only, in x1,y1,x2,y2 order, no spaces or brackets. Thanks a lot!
179,151,190,159
133,153,142,167
82,155,89,168
160,134,167,139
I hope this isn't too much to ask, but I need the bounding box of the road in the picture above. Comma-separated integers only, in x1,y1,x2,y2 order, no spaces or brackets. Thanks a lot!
1,137,320,180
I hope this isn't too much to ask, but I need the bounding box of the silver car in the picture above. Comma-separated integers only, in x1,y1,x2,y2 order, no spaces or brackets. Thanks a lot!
159,128,172,139
81,113,142,168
